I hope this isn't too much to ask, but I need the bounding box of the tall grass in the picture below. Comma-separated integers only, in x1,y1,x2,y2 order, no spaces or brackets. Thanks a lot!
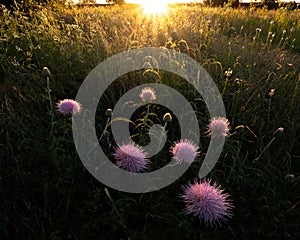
0,3,299,239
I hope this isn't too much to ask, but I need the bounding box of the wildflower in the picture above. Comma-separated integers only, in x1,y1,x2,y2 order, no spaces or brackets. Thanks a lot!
181,179,233,226
171,139,199,164
114,142,149,173
139,87,156,101
268,88,276,97
207,117,230,137
57,99,81,115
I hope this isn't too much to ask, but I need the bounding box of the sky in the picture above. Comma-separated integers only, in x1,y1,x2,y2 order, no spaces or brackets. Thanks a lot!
71,0,299,4
71,0,202,3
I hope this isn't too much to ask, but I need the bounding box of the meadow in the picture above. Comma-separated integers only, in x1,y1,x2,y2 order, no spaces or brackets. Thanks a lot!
0,3,300,239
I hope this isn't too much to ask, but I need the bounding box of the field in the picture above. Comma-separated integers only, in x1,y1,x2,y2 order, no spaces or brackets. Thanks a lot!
0,3,300,240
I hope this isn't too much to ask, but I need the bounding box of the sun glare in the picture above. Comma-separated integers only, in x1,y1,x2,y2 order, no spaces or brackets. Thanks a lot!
141,0,169,15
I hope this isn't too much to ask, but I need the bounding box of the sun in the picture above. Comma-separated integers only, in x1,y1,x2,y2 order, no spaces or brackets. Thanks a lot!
141,0,170,15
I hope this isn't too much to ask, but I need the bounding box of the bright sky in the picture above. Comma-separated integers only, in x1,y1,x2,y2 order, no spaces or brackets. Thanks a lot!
73,0,299,3
128,0,199,3
72,0,201,3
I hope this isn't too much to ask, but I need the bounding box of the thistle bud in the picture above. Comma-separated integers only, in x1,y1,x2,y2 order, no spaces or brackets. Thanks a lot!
105,108,112,117
274,127,284,135
103,130,110,138
163,113,172,122
42,66,51,77
284,174,295,183
277,127,284,132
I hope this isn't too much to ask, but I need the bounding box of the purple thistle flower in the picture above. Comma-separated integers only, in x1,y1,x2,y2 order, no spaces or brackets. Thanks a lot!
181,179,233,226
114,142,149,173
171,139,199,164
207,117,230,137
139,87,156,101
57,99,81,115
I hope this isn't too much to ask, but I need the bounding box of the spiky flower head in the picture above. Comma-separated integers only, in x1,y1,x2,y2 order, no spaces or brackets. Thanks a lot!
139,87,156,101
207,117,230,137
181,179,233,226
171,139,199,164
114,142,149,173
57,99,81,115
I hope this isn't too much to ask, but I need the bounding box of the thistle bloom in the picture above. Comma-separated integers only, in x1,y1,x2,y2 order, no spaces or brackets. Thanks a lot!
207,117,230,137
114,142,149,173
181,179,233,226
171,139,199,164
57,99,81,115
139,87,156,101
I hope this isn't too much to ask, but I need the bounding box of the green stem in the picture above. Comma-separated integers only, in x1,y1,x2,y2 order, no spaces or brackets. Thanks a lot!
221,77,229,96
104,188,129,237
99,117,110,141
254,137,276,161
46,76,54,141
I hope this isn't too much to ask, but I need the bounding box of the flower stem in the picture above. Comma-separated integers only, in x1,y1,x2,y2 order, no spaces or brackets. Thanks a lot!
99,117,110,141
104,188,129,237
254,136,276,161
46,76,54,141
